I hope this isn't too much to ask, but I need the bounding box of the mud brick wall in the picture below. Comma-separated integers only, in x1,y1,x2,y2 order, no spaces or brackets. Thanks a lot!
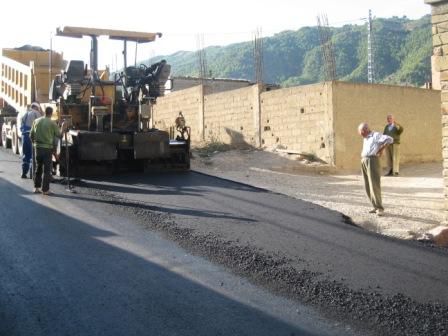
260,83,334,164
152,81,441,170
172,77,251,94
152,86,203,144
203,85,260,146
332,81,441,169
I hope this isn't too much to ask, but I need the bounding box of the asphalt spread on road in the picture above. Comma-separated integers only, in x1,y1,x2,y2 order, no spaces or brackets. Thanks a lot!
72,171,448,336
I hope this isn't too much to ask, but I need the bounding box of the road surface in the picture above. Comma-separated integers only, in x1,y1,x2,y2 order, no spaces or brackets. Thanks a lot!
0,148,354,335
0,147,447,335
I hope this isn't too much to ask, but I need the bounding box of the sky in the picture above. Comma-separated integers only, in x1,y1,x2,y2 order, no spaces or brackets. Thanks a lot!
0,0,431,70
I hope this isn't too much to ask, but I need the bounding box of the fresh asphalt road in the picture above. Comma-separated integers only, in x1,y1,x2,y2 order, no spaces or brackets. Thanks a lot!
75,168,448,306
0,149,355,335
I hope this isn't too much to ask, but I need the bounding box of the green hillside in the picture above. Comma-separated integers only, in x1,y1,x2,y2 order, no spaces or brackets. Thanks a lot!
147,15,432,87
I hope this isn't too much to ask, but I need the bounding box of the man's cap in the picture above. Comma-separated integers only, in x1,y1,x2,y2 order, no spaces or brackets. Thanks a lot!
31,102,40,110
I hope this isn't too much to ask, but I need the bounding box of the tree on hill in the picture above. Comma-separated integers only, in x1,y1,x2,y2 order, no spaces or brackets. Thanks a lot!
145,15,432,88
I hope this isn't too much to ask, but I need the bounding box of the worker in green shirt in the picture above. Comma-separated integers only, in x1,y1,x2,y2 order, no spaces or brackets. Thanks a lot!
30,106,66,195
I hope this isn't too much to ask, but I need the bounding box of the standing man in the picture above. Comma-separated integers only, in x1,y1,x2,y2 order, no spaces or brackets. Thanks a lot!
383,114,404,176
20,102,42,178
30,106,65,195
358,122,393,216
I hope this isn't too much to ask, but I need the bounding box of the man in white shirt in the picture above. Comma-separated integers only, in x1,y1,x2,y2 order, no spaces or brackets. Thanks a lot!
358,122,393,216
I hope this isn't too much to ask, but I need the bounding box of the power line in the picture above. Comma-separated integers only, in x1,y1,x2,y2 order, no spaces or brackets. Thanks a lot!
328,17,368,26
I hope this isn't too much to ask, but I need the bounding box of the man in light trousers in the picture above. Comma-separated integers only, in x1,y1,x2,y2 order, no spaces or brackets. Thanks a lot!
358,122,393,216
383,114,404,176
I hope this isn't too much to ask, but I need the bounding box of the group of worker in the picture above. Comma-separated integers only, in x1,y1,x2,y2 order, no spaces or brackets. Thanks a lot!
19,104,403,208
20,103,66,195
358,114,404,216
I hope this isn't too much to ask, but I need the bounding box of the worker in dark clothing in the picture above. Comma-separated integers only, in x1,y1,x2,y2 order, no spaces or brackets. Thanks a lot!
383,114,404,176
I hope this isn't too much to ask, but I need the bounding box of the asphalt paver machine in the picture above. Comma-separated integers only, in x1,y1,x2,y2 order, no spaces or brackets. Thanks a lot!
51,26,190,177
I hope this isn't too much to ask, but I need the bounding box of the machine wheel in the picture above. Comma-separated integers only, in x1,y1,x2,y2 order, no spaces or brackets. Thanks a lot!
2,124,11,148
56,149,67,177
56,144,78,177
11,125,19,154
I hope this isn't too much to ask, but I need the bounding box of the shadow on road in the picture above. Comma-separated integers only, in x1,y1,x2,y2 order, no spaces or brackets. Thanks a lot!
0,176,321,336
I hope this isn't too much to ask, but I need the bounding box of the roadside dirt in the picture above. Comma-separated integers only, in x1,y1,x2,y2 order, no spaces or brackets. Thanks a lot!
191,147,445,241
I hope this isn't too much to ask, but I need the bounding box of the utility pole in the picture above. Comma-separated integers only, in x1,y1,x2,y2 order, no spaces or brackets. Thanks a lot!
367,9,375,84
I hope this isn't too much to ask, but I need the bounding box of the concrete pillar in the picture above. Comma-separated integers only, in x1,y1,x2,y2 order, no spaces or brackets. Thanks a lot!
426,0,448,223
199,84,205,141
252,84,262,147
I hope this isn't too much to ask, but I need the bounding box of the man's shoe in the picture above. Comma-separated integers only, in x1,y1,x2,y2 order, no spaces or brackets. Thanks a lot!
42,190,52,196
368,208,377,213
385,170,393,176
394,172,399,176
33,188,41,193
377,209,385,216
21,174,27,178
